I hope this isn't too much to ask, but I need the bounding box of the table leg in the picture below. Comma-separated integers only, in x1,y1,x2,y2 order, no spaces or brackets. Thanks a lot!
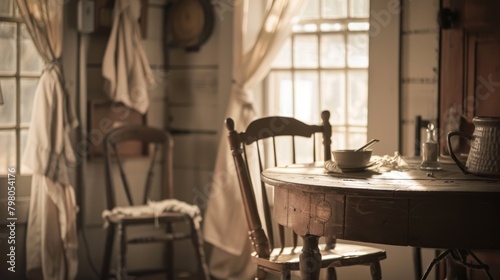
422,249,493,280
445,255,467,280
300,235,321,280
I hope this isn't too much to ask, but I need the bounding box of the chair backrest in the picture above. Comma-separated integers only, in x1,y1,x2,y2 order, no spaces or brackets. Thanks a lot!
103,125,174,210
225,111,331,258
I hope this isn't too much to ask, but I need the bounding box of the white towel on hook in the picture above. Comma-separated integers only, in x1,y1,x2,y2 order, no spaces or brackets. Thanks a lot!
102,0,156,114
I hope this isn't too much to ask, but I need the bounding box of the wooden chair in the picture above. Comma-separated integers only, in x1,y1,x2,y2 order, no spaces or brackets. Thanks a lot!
225,111,387,280
100,125,209,280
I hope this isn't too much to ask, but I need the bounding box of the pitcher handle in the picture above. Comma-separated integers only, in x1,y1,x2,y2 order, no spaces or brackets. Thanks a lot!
447,131,472,174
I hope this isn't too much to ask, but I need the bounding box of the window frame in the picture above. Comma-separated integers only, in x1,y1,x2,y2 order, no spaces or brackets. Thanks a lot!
264,4,370,151
0,3,44,225
0,9,42,177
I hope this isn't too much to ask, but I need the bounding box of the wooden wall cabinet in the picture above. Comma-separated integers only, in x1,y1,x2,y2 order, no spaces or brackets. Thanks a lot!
438,1,500,279
87,100,147,159
439,0,500,155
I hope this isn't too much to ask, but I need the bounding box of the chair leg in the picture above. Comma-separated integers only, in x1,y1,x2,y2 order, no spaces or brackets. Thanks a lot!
280,270,291,280
414,247,423,280
445,253,469,280
117,223,127,280
256,266,266,279
165,222,174,280
327,267,337,280
370,261,382,280
101,224,116,280
188,221,210,280
435,249,442,280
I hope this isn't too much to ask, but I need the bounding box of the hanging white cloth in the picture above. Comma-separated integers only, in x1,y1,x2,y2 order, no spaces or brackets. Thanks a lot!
21,63,79,280
102,0,156,114
16,0,79,278
202,0,308,278
25,174,78,280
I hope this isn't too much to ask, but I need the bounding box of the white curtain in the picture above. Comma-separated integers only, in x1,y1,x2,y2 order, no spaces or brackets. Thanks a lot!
203,0,307,278
102,0,156,114
16,0,79,279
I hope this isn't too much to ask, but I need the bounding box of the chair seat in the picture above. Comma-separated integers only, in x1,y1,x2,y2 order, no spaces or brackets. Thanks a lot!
127,232,193,244
251,243,386,271
104,211,190,225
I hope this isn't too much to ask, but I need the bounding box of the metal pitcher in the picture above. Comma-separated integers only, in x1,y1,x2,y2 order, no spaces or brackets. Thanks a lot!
447,116,500,177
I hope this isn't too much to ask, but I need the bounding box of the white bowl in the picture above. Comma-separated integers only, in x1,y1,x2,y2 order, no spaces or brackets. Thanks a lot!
332,149,372,168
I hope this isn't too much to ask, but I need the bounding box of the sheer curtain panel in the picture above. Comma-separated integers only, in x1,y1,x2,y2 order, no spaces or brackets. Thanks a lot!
203,0,308,278
16,0,79,279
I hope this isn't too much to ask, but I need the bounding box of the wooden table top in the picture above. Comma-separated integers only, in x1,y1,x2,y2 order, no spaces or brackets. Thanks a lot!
261,157,500,249
262,157,500,198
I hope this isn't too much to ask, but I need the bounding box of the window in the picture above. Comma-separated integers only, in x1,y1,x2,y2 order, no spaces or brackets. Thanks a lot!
0,0,43,175
266,0,369,152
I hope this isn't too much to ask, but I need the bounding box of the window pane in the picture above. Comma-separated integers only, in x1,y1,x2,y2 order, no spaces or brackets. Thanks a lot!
266,0,370,160
21,78,38,125
347,70,368,125
295,137,315,163
350,0,370,18
292,23,318,33
21,25,44,74
321,71,345,125
0,0,12,16
332,126,347,150
0,79,16,126
272,38,291,68
268,137,317,166
323,0,347,19
301,0,319,19
319,23,344,32
14,0,20,17
20,129,32,174
347,126,367,150
268,71,293,116
320,34,345,68
348,22,370,31
294,71,319,122
347,34,369,67
0,130,16,174
270,138,290,166
293,35,318,68
0,22,17,75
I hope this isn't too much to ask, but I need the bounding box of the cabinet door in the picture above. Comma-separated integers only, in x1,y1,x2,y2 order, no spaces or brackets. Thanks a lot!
439,0,500,155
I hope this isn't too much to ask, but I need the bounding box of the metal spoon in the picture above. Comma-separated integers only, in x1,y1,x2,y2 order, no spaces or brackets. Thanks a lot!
354,139,380,152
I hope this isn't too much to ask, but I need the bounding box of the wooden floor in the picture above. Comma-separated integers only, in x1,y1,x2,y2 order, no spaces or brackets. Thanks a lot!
99,270,200,280
127,271,202,280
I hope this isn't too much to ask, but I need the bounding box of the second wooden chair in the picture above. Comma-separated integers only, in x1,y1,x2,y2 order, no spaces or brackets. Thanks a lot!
100,125,209,280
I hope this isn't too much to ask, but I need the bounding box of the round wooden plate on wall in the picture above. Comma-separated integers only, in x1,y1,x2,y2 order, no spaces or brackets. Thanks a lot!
167,0,215,51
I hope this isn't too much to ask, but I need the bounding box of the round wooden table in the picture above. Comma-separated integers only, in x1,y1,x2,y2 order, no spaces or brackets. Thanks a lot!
261,158,500,279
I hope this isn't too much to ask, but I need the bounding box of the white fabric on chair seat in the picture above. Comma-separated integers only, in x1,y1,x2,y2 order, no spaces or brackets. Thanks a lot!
101,198,210,279
102,199,202,229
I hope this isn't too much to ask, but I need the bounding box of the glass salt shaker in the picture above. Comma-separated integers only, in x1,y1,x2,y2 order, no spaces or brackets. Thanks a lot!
420,123,442,170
